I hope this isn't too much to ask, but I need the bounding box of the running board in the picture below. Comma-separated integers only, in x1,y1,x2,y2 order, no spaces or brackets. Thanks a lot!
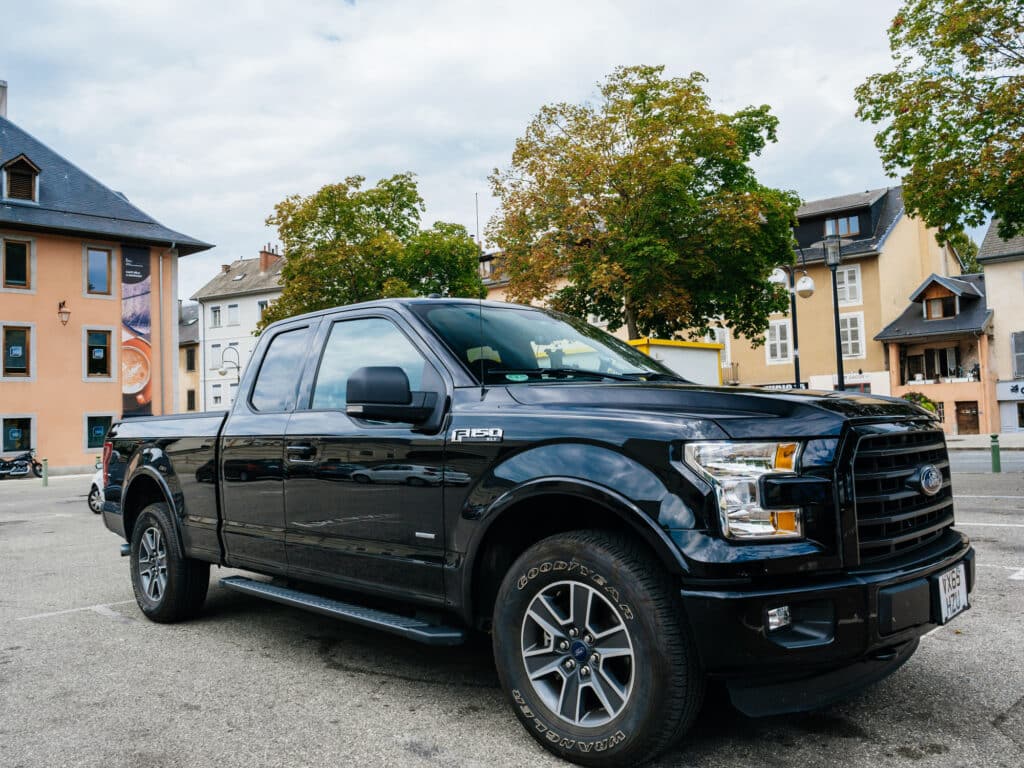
219,576,465,646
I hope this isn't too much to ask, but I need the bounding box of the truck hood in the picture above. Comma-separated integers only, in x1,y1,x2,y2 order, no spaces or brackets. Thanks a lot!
505,383,930,439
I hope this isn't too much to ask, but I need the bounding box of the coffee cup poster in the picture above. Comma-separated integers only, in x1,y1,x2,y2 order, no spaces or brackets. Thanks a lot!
121,247,153,416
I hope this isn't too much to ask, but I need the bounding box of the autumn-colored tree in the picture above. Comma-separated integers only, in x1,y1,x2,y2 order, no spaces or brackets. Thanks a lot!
946,229,981,271
258,174,484,331
856,1,1024,241
488,65,799,341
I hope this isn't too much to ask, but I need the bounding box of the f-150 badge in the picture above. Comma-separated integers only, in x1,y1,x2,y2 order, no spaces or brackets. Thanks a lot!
452,427,503,443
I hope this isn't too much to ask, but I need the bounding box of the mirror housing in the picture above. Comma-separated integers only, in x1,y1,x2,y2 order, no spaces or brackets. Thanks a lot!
346,366,437,423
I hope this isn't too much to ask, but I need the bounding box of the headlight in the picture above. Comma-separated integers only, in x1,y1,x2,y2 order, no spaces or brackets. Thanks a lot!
684,441,803,540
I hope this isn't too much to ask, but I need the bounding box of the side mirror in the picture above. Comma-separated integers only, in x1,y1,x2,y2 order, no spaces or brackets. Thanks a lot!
346,366,437,423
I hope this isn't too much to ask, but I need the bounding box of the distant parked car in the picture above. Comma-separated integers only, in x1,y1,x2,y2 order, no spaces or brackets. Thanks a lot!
88,469,104,514
350,464,442,486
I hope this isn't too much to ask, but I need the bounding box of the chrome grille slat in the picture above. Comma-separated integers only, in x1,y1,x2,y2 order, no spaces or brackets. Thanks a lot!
853,427,954,564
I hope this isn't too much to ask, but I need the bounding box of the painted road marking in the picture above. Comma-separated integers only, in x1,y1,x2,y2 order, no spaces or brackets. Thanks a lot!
16,600,135,621
955,495,1024,500
956,522,1024,528
976,564,1024,581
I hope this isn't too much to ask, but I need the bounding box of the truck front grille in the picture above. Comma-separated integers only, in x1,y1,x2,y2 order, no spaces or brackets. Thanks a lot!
852,428,954,564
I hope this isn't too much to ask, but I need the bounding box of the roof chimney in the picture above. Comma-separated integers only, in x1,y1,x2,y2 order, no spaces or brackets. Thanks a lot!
259,243,282,273
221,264,231,274
0,81,7,119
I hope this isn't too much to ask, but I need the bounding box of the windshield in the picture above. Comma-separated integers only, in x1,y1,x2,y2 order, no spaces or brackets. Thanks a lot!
410,303,682,385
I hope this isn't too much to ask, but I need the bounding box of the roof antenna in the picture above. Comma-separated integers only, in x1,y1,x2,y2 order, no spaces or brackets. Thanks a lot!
476,193,487,399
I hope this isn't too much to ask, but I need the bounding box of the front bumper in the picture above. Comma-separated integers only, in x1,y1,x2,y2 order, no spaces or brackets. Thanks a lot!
680,531,974,714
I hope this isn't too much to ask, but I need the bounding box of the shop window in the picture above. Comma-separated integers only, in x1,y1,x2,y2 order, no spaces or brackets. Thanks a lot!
2,417,32,451
86,416,113,449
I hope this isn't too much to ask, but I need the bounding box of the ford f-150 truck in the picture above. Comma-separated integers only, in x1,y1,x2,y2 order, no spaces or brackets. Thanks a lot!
101,298,974,766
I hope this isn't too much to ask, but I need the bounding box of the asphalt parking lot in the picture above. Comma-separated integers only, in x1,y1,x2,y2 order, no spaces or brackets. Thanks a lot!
1,471,1022,768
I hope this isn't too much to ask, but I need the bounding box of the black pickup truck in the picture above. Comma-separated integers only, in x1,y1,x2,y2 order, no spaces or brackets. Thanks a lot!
101,298,974,766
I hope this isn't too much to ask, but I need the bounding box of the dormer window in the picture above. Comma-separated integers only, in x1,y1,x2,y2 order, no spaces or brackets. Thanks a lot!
925,296,957,319
824,215,859,237
3,154,40,202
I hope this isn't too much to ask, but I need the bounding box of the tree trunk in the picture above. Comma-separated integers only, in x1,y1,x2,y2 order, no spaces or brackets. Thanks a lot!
625,303,640,340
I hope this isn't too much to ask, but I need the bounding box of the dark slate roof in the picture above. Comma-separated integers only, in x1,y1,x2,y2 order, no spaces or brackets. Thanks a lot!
794,187,904,264
908,274,982,301
977,219,1024,263
178,302,199,345
0,116,212,256
191,257,283,301
875,273,991,341
796,188,888,218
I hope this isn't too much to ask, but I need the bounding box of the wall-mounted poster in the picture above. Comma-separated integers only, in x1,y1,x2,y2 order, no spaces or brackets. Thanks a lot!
121,246,153,416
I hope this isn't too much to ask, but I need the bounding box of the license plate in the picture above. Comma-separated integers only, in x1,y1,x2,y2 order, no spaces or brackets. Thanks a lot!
935,563,968,623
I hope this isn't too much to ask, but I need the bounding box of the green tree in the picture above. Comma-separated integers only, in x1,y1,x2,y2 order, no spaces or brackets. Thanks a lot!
488,65,799,341
258,174,484,330
946,229,981,271
856,0,1024,242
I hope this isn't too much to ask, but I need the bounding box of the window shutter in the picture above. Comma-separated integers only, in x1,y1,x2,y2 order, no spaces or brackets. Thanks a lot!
1013,332,1024,378
7,171,34,200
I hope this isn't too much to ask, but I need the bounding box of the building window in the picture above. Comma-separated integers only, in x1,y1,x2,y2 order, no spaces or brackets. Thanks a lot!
86,248,112,295
185,346,196,372
925,296,957,320
86,415,113,449
86,330,112,377
3,325,31,377
3,156,39,201
1017,402,1024,428
2,239,30,289
187,389,197,411
210,306,222,327
257,300,269,320
839,313,864,358
229,382,238,404
227,304,240,325
936,403,945,423
2,416,32,451
212,383,222,406
825,215,859,237
210,343,222,369
766,319,790,364
835,265,861,305
1012,332,1024,379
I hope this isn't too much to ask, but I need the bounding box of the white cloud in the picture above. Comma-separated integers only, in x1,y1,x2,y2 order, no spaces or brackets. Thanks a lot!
4,0,909,298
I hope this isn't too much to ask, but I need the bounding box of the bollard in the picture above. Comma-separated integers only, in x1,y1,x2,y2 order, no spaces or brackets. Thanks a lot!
991,434,1001,474
42,457,48,487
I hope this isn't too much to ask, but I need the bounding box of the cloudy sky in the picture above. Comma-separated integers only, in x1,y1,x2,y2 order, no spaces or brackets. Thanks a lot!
5,0,918,299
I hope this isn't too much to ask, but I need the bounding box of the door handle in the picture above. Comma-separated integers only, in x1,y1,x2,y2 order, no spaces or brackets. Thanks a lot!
286,444,316,463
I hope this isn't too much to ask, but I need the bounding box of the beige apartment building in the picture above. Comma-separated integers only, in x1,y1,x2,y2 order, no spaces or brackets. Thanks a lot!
178,302,200,412
978,222,1024,433
723,187,962,394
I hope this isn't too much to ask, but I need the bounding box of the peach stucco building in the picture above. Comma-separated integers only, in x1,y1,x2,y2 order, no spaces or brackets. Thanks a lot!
0,86,211,471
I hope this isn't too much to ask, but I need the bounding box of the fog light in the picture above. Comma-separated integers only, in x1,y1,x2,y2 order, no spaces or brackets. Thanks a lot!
767,605,792,632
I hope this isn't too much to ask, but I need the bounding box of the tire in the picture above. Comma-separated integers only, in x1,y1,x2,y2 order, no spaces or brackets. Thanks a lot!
129,503,210,623
492,530,703,767
354,474,370,484
88,485,103,514
32,462,42,478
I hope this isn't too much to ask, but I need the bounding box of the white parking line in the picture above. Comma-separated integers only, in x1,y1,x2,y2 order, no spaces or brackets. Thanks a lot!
955,495,1024,500
976,563,1024,581
16,600,135,621
956,522,1024,528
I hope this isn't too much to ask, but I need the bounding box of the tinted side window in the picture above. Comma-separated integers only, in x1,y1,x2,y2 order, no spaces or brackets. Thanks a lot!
312,318,434,410
250,326,311,412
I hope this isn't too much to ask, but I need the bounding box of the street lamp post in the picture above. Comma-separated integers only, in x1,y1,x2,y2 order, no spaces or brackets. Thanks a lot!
769,265,815,388
823,234,845,392
218,346,241,404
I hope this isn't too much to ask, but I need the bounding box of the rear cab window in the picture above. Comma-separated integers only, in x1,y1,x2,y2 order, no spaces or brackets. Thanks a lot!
250,325,312,412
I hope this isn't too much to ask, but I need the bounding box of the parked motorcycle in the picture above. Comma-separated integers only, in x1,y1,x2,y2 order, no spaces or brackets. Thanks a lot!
0,449,43,479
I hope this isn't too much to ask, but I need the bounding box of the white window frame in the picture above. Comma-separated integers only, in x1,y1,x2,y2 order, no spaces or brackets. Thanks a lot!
82,325,118,382
227,304,240,326
83,412,117,451
1012,331,1024,379
839,312,866,359
210,306,222,328
0,234,37,295
210,343,222,369
1,320,36,382
836,264,861,306
765,319,791,365
81,244,118,300
1,413,36,452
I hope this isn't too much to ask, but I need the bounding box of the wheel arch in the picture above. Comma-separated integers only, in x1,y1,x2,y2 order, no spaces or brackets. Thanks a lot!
121,468,183,556
465,478,688,630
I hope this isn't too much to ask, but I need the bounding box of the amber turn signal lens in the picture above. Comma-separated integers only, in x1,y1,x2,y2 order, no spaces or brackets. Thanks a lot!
771,510,800,534
774,443,799,471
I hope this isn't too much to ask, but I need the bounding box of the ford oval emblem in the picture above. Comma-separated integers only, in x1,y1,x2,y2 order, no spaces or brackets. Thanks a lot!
918,464,943,496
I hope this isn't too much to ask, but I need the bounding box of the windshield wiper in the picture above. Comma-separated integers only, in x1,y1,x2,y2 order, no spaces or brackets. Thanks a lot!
621,371,691,383
490,367,638,382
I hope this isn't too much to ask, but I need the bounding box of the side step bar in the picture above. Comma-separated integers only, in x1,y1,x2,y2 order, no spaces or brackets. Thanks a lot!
219,576,466,646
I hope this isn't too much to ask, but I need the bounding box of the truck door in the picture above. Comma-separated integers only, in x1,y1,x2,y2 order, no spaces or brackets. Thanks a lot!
220,322,315,574
283,312,448,603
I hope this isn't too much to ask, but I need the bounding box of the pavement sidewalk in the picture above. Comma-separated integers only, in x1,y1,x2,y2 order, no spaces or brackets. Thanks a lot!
945,432,1024,450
